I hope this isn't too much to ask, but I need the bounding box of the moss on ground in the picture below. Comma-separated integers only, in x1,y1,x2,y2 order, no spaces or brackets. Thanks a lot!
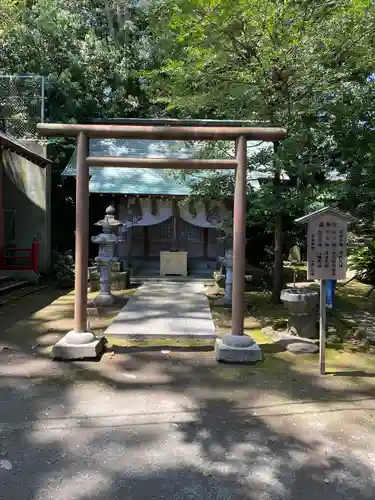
107,328,275,351
0,288,136,349
106,336,215,349
4,281,375,377
245,328,273,344
209,285,375,375
210,291,286,334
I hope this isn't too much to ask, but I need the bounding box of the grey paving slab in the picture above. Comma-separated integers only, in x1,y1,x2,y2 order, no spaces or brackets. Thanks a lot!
104,280,217,339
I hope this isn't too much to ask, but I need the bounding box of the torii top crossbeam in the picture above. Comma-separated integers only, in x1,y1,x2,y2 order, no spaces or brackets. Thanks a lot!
37,122,286,141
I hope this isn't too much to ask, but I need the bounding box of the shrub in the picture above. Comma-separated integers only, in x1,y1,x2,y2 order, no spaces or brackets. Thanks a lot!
349,241,375,284
52,250,75,287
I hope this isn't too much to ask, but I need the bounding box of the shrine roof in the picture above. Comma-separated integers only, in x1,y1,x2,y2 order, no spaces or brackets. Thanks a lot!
62,138,273,195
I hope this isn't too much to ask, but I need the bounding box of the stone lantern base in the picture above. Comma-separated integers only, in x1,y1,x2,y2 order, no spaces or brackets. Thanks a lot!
215,334,262,363
94,292,116,307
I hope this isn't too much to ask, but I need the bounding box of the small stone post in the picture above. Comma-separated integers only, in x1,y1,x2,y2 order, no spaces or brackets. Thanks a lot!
91,205,122,306
223,247,233,303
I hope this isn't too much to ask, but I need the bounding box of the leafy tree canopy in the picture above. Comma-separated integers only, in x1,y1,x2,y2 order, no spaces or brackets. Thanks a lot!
147,0,375,219
1,0,156,124
146,0,375,298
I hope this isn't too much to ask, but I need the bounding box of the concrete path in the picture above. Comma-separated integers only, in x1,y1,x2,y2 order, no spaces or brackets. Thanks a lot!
104,280,217,339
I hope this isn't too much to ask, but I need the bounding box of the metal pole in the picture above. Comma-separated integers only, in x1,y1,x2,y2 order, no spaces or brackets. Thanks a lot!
319,279,327,375
231,135,247,335
40,76,45,123
0,75,41,79
74,132,90,333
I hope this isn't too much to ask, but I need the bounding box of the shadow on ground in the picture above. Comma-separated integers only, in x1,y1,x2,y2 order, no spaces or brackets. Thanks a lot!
1,288,375,499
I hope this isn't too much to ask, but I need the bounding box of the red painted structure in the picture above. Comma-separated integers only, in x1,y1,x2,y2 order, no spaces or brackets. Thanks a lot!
0,130,52,274
0,240,39,271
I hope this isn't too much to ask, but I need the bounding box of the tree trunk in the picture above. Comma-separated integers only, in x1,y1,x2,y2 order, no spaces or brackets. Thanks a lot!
272,142,283,303
272,211,283,303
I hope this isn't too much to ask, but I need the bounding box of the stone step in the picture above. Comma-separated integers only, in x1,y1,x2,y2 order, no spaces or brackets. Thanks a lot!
0,279,28,295
0,284,48,307
0,275,12,285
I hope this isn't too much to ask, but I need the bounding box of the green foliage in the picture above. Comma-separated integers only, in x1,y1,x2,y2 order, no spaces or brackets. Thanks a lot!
152,2,372,188
2,0,375,299
1,0,161,252
52,250,75,287
0,0,24,35
146,0,375,299
1,0,156,125
146,0,375,221
349,242,375,285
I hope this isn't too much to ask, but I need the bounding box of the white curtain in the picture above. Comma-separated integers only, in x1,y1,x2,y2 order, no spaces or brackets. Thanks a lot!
179,200,230,228
118,197,231,230
119,198,173,228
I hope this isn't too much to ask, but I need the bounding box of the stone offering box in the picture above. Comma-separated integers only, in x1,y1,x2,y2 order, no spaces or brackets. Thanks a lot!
160,250,187,277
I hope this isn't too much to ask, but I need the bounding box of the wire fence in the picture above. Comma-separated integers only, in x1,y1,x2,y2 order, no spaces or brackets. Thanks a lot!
0,75,45,138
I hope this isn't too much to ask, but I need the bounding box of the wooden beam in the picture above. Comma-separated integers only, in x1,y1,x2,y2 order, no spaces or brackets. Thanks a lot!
74,132,90,333
143,226,149,258
86,157,238,169
231,135,247,336
37,123,287,142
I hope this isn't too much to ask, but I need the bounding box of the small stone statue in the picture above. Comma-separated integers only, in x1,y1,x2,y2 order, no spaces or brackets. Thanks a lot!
91,205,122,306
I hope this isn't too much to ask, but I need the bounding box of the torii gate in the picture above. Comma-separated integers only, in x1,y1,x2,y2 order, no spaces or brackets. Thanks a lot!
37,121,286,361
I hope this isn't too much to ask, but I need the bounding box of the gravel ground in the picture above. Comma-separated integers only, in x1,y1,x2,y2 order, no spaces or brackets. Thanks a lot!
1,288,375,500
1,346,375,500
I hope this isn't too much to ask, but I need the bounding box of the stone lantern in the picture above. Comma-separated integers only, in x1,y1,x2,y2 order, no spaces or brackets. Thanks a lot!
91,205,121,306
